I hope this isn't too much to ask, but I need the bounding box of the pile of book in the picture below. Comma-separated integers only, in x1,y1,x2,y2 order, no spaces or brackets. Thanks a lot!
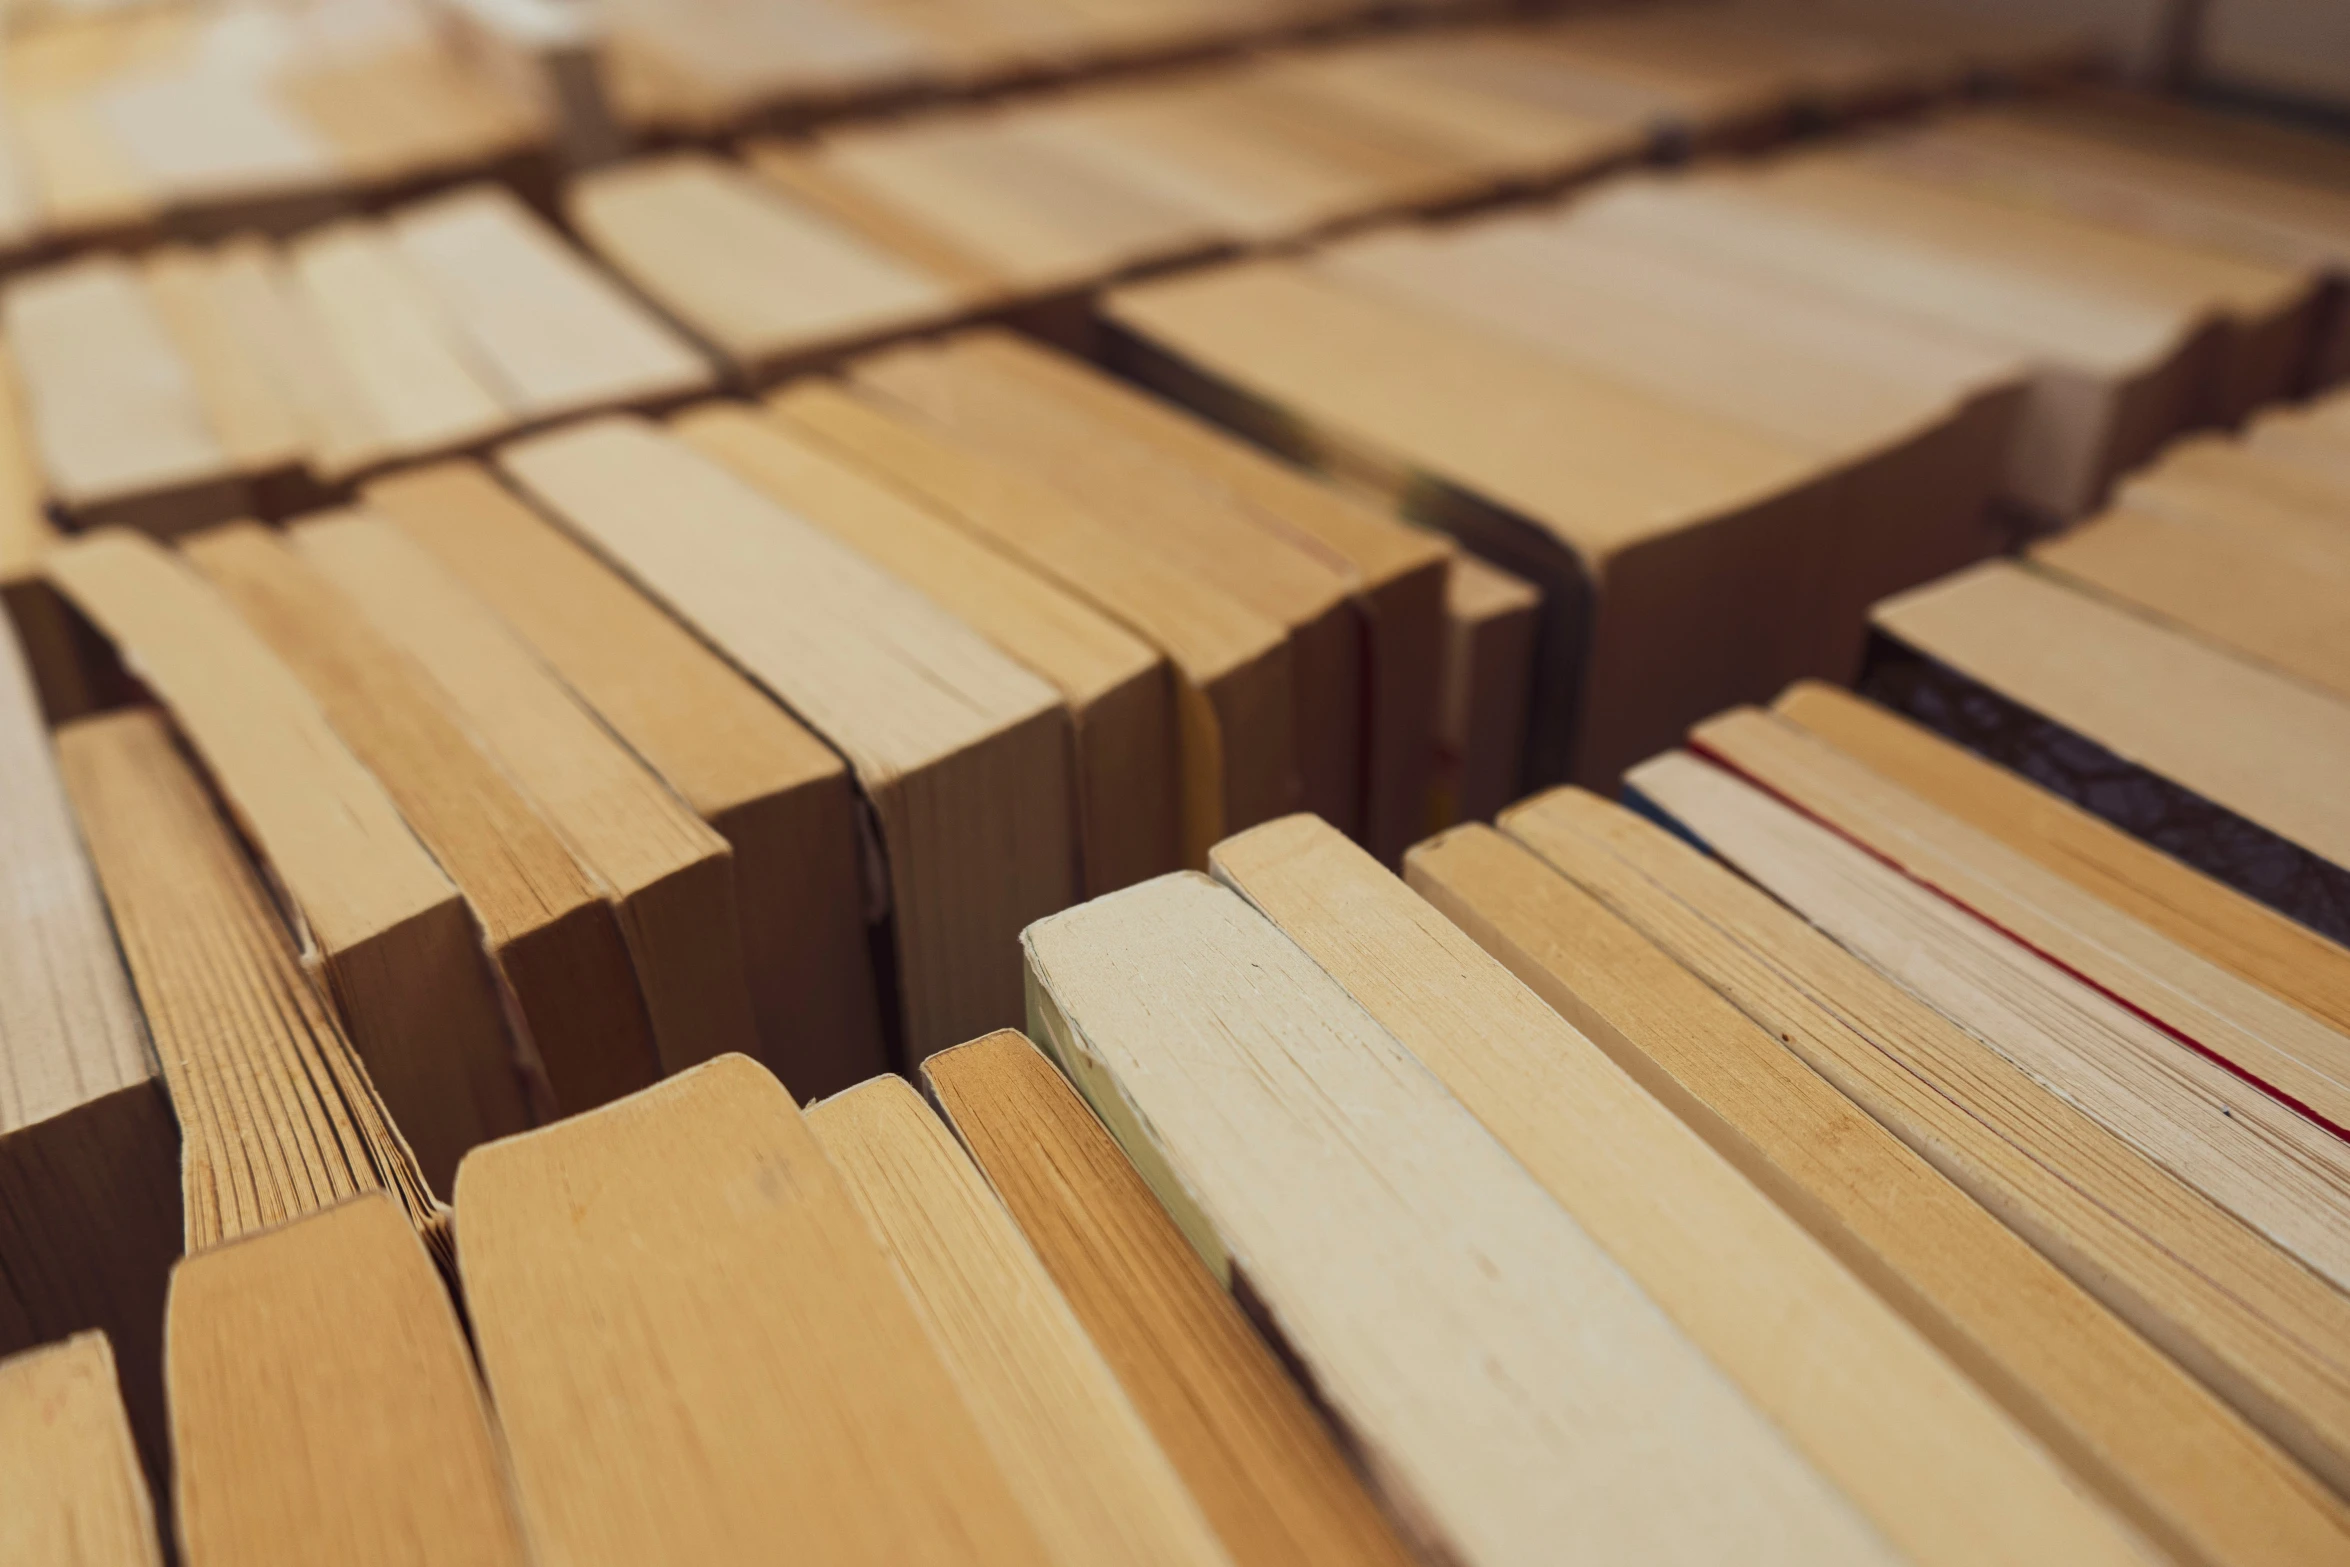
7,1,2350,1562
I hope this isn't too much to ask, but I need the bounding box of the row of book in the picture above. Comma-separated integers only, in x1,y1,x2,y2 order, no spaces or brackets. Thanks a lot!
13,564,2350,1563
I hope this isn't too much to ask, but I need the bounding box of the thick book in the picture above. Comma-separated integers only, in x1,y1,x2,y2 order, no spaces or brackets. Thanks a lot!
0,1333,162,1567
496,414,1078,1060
924,1031,1419,1567
1025,870,1903,1567
808,1075,1232,1567
1419,790,2350,1567
453,1055,1047,1565
362,460,885,1098
46,529,527,1187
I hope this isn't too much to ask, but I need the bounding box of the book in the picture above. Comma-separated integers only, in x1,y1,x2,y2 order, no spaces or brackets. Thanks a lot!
0,631,178,1507
289,505,761,1076
1695,704,2350,1137
453,1054,1047,1565
1101,256,1845,793
3,255,249,535
1435,552,1539,826
1024,870,1903,1567
563,151,980,382
854,334,1363,835
923,1031,1421,1567
167,1194,531,1567
57,707,441,1249
807,1075,1232,1567
360,460,886,1099
1867,559,2350,942
673,400,1180,896
496,414,1078,1059
767,376,1296,866
138,246,311,519
902,330,1451,865
184,521,661,1117
1425,792,2350,1567
0,340,102,723
45,529,527,1188
1773,679,2350,1045
0,1333,162,1567
1636,742,2350,1298
1216,813,2151,1567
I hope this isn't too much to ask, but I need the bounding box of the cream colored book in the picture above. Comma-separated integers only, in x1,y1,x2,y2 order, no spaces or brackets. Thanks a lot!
0,1333,161,1567
856,335,1362,831
1773,680,2350,1045
204,236,390,486
564,152,977,381
809,1075,1234,1567
1216,813,2152,1567
185,522,661,1118
1697,705,2350,1134
1872,560,2350,878
361,460,884,1099
498,415,1077,1059
1635,744,2350,1296
45,529,527,1188
770,377,1295,866
1436,552,1538,825
1522,767,2350,1500
3,254,244,534
918,329,1451,865
168,1195,531,1567
673,401,1179,896
1561,174,2215,520
454,1055,1048,1566
0,629,176,1510
291,506,758,1074
1025,871,1903,1567
137,244,310,518
1102,256,1843,791
58,707,440,1249
924,1032,1420,1567
386,183,715,425
1416,799,2350,1567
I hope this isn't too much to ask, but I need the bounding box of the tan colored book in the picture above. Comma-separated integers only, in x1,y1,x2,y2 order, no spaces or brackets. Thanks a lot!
138,245,310,518
1321,209,2022,678
1871,560,2350,877
1025,871,1903,1567
1639,742,2350,1296
185,522,660,1117
1622,745,2350,1489
0,637,177,1508
1102,257,1843,791
57,707,440,1249
919,330,1450,865
290,506,760,1076
498,415,1077,1059
168,1195,531,1567
1773,680,2350,1045
1696,705,2350,1136
385,183,715,426
454,1054,1047,1565
1216,814,2151,1567
0,339,101,723
204,236,391,486
564,152,977,381
361,460,884,1099
1563,173,2217,521
856,335,1363,831
924,1031,1420,1567
1416,800,2350,1567
45,529,527,1189
3,254,244,534
673,401,1179,896
0,1333,162,1567
1436,552,1539,826
770,377,1295,865
282,220,512,464
808,1075,1233,1567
